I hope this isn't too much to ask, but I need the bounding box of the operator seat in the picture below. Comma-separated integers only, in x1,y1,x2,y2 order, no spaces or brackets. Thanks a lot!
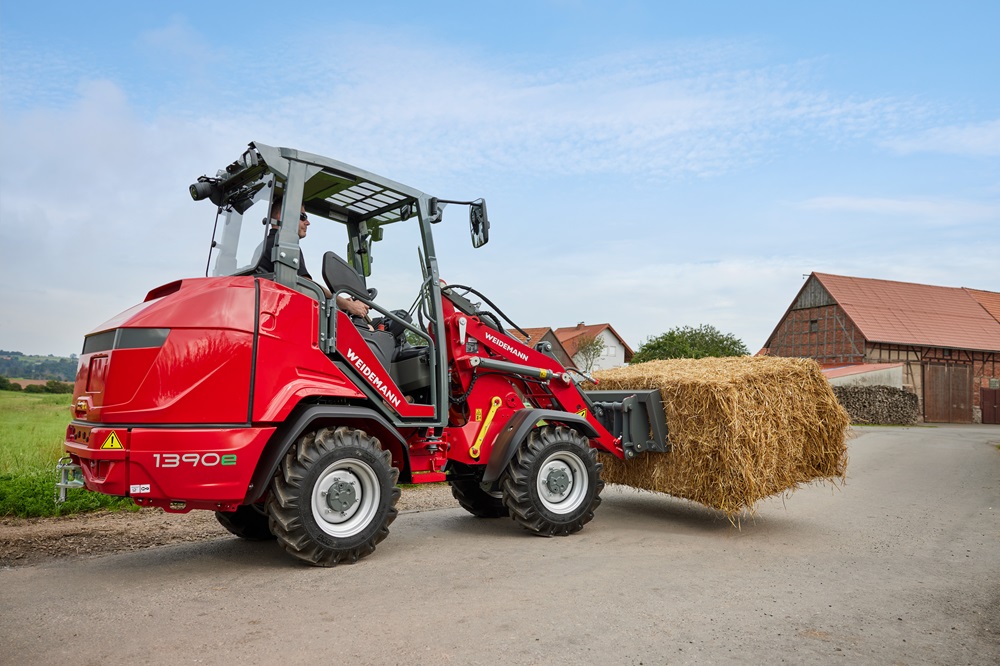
321,251,395,368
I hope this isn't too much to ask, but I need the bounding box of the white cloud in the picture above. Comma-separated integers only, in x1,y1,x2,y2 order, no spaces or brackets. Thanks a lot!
798,195,1000,223
882,119,1000,157
225,31,919,181
136,15,220,66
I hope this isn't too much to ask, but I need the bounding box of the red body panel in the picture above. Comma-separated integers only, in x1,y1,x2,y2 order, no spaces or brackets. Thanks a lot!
127,427,274,504
252,282,365,422
64,426,130,496
73,277,257,424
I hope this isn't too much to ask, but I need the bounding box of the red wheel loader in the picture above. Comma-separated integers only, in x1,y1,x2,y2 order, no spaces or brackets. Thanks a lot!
57,142,668,566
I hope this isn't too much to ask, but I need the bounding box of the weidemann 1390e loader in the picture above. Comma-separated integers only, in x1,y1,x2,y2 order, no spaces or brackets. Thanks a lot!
58,142,668,566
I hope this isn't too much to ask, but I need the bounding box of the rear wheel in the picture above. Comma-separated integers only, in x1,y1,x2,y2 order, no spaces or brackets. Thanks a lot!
267,426,400,566
215,504,275,540
501,425,603,536
448,461,508,518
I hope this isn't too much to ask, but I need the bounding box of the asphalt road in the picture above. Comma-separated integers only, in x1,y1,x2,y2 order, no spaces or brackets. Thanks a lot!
2,425,998,665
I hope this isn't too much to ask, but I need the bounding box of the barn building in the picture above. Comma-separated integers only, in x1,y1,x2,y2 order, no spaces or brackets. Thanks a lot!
764,273,1000,424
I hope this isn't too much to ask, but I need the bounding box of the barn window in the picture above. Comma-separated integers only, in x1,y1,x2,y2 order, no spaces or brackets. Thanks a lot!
809,319,819,333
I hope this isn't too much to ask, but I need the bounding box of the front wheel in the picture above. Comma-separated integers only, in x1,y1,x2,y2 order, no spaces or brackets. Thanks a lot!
500,425,603,536
267,426,400,566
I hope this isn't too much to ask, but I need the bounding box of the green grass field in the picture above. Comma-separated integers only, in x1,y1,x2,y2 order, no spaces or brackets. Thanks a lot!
0,391,135,517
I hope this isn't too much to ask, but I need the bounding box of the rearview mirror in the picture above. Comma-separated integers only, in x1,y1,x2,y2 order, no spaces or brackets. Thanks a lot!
470,199,489,248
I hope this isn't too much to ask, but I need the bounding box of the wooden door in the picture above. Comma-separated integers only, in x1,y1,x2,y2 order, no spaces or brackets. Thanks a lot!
982,388,1000,425
924,364,972,423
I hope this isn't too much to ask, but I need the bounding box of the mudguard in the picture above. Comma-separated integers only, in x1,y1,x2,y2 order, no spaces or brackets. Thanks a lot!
481,408,599,488
244,404,410,504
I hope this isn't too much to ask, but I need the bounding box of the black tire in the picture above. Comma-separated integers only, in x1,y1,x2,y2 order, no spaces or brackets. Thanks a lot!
500,425,603,536
448,461,509,518
215,504,275,541
266,426,400,566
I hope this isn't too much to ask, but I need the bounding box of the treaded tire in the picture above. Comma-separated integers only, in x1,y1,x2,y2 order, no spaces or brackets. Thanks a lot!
215,504,275,541
266,426,400,567
448,461,508,518
501,425,603,536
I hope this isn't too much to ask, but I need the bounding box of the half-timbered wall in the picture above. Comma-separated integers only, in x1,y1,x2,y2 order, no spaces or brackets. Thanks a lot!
767,304,866,365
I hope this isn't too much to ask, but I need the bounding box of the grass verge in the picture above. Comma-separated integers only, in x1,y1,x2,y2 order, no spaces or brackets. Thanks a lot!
0,469,136,517
0,391,136,518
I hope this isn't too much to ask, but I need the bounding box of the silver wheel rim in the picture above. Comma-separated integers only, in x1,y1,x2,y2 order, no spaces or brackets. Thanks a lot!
311,458,381,538
536,450,588,515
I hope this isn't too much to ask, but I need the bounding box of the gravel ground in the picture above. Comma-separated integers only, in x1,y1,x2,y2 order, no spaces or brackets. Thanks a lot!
0,483,458,568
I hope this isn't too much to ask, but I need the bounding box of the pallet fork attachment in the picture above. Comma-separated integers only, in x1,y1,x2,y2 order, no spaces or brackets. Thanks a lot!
585,390,671,458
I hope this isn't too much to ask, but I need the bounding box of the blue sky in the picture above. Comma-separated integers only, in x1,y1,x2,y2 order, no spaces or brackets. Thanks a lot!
1,1,997,356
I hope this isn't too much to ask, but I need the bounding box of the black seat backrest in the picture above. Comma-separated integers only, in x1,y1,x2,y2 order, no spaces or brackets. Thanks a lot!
322,251,367,296
359,329,395,369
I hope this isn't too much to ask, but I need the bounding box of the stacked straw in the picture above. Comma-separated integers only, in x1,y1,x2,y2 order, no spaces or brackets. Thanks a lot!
593,356,849,516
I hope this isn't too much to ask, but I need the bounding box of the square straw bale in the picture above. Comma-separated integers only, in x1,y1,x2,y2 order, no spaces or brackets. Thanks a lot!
592,356,849,516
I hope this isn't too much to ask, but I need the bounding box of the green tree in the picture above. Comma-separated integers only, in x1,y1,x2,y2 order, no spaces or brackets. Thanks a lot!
631,324,749,364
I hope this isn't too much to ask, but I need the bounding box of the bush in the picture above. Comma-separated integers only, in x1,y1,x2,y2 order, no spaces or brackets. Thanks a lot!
0,376,22,391
632,324,749,364
18,380,71,394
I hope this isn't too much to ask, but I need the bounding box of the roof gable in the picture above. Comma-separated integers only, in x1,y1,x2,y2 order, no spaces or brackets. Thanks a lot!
553,323,635,359
813,273,1000,352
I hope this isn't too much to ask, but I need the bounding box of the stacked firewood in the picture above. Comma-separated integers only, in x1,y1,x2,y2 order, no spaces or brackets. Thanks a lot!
832,385,918,425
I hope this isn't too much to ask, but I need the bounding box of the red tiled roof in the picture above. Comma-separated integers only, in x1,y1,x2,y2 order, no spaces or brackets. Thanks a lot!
506,327,554,344
553,323,635,359
814,273,1000,352
966,288,1000,324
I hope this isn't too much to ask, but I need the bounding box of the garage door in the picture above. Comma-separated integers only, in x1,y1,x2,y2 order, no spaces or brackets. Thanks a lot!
924,364,972,423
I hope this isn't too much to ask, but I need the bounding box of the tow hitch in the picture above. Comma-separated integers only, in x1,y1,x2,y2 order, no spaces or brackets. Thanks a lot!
55,456,84,503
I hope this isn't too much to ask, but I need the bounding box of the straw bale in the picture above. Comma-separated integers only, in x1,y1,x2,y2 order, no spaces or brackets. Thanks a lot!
592,356,849,516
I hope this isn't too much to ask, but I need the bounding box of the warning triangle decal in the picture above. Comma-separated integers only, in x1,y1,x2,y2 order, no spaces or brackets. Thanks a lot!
101,432,124,450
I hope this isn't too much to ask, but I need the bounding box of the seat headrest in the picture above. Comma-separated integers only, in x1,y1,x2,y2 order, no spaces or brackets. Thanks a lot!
322,251,367,296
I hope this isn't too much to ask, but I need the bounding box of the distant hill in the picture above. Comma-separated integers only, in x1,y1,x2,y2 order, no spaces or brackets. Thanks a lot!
0,351,78,382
